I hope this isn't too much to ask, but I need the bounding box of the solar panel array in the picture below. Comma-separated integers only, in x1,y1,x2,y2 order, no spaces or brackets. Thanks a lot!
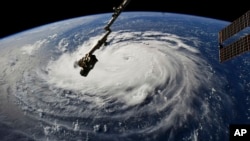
218,10,250,62
219,34,250,62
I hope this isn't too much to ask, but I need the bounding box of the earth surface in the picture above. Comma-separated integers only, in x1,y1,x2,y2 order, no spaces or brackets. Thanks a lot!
0,12,250,141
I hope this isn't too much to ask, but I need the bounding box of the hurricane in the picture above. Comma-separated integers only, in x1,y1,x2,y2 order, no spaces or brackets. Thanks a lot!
4,30,232,141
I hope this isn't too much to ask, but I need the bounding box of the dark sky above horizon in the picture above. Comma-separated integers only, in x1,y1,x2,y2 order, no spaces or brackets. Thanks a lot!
1,0,249,38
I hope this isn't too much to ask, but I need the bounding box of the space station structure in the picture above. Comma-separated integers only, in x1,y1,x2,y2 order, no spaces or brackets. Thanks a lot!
74,0,131,76
218,10,250,62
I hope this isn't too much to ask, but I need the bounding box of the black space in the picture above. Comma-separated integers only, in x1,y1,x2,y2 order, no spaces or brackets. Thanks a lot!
1,0,249,38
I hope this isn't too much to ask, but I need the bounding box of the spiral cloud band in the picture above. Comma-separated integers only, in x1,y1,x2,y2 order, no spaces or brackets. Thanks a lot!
14,31,225,140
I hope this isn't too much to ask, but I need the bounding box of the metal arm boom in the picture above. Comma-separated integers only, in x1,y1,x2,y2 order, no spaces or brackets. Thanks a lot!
104,0,131,30
75,0,131,76
88,29,111,55
87,0,131,55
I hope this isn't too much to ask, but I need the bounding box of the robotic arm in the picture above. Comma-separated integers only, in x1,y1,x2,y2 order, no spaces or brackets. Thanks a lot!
74,0,131,77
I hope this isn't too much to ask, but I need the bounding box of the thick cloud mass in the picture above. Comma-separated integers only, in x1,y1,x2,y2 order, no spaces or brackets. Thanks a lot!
46,31,207,110
12,30,229,140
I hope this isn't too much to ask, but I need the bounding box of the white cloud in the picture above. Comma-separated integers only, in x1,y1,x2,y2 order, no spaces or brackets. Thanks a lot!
21,39,48,55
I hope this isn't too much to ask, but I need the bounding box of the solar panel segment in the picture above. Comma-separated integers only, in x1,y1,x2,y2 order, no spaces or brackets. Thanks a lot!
219,10,250,63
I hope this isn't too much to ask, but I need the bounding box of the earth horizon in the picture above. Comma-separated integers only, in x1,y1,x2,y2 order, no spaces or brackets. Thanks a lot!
0,12,249,141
